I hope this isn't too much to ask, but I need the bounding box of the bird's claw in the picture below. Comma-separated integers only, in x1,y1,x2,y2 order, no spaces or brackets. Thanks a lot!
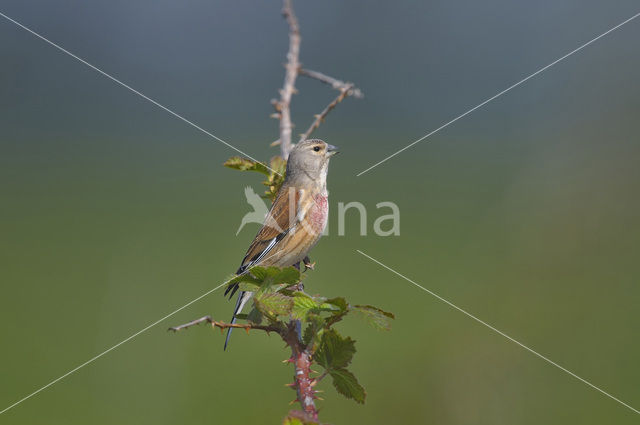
302,256,315,271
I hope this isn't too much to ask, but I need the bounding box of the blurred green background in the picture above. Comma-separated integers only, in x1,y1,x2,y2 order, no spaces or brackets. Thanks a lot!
1,0,639,423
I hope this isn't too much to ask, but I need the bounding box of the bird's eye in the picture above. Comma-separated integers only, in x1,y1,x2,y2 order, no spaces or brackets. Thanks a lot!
313,146,321,152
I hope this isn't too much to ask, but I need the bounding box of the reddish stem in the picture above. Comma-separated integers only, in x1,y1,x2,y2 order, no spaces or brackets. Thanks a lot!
284,322,318,422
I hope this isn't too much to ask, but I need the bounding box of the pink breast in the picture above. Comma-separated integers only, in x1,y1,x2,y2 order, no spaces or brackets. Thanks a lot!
309,194,328,234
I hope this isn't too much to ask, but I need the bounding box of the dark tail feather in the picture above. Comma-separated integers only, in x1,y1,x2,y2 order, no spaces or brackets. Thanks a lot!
224,291,246,351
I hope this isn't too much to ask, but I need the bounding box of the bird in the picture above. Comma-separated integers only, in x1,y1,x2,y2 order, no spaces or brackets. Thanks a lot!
235,186,271,236
224,139,338,349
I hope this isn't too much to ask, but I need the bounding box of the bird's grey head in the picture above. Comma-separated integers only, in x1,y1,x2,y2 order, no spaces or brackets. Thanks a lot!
285,139,338,188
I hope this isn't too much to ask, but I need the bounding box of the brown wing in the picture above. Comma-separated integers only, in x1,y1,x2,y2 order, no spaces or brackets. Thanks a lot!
236,186,302,274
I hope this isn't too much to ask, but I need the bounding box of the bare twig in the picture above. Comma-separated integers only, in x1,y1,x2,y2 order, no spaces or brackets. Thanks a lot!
168,316,281,334
277,0,301,160
299,68,363,98
273,1,362,154
298,84,353,143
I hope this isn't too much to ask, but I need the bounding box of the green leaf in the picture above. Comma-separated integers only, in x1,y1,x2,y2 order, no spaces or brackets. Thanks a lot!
223,156,270,176
291,293,319,320
353,305,395,331
246,307,263,324
254,292,294,317
302,324,315,347
282,412,316,425
224,273,263,294
314,329,356,370
263,156,287,201
248,266,300,285
302,314,324,348
270,156,287,175
330,368,366,404
282,416,304,425
248,266,271,281
274,267,302,285
320,297,348,312
321,298,349,328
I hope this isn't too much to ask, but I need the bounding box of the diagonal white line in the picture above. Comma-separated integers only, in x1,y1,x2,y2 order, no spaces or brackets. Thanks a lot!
0,279,231,415
0,11,281,176
356,11,640,177
356,249,640,415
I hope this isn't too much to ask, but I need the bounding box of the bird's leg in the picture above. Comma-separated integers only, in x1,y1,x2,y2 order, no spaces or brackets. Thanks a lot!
286,282,305,292
294,319,302,342
168,315,212,332
302,256,315,271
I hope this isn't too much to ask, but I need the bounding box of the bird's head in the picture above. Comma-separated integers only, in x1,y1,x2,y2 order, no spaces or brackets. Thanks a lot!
285,139,338,187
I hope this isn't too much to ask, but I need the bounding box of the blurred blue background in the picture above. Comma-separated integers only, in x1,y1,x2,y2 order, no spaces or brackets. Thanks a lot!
1,0,639,423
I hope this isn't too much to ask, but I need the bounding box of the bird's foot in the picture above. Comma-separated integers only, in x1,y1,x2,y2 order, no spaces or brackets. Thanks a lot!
168,315,212,332
287,282,305,292
302,256,315,271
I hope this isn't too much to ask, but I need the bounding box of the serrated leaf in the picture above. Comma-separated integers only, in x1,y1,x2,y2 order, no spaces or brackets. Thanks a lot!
274,267,302,285
291,293,319,320
246,307,263,324
282,412,316,425
224,156,270,176
302,324,315,347
282,416,304,425
320,297,348,312
302,314,324,347
254,292,294,317
224,274,262,295
260,156,287,201
270,156,287,174
330,368,366,404
315,329,356,370
235,281,263,293
353,305,395,331
248,266,271,280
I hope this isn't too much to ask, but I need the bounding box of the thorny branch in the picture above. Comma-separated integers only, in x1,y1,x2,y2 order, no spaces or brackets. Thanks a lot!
298,84,354,143
276,0,301,160
169,316,320,422
272,0,362,157
168,316,280,334
299,68,363,99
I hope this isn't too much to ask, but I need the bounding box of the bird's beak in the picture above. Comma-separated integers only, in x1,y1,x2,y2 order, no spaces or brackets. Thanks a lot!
326,144,339,156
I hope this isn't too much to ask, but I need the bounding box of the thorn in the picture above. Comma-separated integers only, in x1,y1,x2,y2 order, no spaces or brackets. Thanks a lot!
315,396,324,401
244,327,250,335
289,399,299,405
283,357,295,364
314,390,324,393
285,383,296,388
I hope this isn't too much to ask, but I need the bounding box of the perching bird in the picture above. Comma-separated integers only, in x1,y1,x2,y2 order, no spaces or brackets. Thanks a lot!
235,186,270,236
224,139,338,349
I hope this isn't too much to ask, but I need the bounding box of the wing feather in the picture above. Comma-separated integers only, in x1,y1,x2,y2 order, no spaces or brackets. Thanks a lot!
235,186,309,274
